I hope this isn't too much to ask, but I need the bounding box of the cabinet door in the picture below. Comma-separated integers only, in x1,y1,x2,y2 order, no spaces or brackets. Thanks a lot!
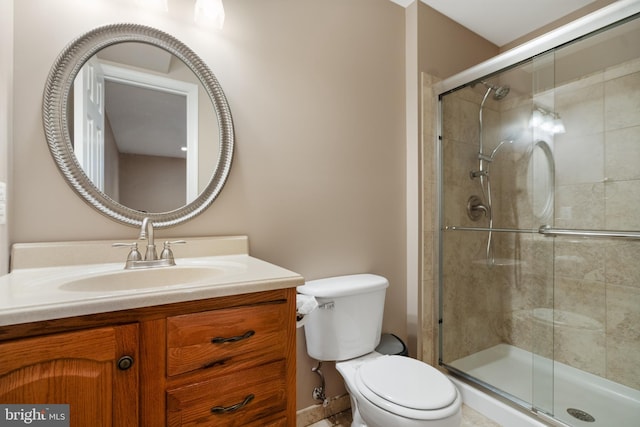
0,324,138,427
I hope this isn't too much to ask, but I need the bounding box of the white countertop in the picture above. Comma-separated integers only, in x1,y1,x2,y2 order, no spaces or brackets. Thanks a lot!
0,237,304,326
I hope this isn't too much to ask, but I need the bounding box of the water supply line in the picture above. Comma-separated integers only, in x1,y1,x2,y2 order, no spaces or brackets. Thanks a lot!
311,361,329,407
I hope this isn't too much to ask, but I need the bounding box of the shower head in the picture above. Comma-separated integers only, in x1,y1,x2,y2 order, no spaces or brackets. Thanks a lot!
481,81,510,100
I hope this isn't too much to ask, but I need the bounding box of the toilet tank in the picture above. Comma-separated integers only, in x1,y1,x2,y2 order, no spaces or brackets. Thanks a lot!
297,274,389,361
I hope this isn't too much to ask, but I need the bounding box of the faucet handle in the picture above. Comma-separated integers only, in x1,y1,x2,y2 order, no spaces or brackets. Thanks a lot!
113,242,143,262
160,240,187,261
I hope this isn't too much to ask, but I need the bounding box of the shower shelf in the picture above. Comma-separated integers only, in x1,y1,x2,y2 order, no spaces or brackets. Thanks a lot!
444,225,640,241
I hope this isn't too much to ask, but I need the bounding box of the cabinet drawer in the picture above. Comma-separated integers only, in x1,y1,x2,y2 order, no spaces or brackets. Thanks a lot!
166,360,287,427
167,301,288,376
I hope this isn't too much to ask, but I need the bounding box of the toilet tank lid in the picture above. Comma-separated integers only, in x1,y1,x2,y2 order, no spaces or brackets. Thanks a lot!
297,274,389,298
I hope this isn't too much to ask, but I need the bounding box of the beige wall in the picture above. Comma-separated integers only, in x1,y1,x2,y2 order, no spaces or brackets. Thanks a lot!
118,153,186,212
0,0,12,275
418,4,499,80
10,0,406,411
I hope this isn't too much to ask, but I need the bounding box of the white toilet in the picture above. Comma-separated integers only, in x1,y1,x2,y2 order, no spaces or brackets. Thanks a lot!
298,274,462,427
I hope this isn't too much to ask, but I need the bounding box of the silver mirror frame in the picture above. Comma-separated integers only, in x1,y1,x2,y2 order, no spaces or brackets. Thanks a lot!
43,23,234,228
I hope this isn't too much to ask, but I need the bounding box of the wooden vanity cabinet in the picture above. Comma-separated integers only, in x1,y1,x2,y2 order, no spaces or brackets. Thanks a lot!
0,287,297,426
0,324,139,427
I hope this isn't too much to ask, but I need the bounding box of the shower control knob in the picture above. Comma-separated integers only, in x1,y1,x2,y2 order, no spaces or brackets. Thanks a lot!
467,195,489,221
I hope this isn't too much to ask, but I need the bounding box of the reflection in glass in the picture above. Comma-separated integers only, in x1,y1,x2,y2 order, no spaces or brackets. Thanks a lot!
71,42,219,213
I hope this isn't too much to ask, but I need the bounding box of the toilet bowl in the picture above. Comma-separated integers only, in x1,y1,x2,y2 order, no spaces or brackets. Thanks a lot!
337,352,462,427
297,274,462,427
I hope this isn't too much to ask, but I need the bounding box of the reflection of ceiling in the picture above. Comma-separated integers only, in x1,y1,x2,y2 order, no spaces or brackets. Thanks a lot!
391,0,604,46
105,81,187,158
98,44,187,159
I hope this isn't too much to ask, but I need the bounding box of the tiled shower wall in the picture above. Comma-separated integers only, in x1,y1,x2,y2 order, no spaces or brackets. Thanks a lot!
545,58,640,389
426,55,640,390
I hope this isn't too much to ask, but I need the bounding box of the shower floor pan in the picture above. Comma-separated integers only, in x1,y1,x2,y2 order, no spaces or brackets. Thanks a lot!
449,344,640,427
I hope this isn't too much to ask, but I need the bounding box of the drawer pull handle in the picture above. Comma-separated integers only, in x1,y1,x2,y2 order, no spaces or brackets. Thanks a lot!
202,357,231,370
211,394,255,414
211,330,255,344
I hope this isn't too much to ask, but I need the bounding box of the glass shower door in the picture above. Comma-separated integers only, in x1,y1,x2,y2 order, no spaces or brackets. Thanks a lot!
438,53,556,414
438,13,640,427
532,15,640,425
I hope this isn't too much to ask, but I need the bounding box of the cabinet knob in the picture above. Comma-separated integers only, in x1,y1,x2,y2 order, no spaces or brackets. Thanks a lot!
117,355,134,371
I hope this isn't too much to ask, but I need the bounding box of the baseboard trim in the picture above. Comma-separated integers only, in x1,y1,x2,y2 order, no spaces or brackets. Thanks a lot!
296,394,351,427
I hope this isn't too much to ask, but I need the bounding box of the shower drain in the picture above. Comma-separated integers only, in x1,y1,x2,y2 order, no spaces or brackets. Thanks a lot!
567,408,595,422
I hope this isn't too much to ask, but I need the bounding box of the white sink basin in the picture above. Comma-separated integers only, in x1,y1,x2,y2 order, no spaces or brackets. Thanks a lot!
59,264,243,292
0,245,304,327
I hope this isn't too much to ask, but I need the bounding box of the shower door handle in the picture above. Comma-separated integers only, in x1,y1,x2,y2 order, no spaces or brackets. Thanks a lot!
538,225,640,240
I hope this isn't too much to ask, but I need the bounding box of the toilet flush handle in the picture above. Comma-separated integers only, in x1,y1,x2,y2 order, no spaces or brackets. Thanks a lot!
318,301,335,310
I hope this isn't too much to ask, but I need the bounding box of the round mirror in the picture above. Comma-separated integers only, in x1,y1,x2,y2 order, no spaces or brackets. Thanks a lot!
43,24,234,228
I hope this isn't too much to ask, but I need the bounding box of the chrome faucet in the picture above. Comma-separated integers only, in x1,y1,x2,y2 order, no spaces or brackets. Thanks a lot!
113,217,186,269
139,217,157,261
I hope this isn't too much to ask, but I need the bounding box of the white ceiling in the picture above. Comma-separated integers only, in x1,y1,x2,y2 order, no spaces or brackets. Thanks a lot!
391,0,602,46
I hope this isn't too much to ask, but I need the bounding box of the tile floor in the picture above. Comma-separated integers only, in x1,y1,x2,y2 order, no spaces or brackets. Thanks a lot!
307,405,502,427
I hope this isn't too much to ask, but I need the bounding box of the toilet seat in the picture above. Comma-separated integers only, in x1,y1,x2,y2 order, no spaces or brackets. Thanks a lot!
355,355,459,420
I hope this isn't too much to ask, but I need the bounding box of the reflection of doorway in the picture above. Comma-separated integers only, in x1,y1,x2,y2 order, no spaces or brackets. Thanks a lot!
74,61,199,207
74,57,105,191
101,63,199,205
